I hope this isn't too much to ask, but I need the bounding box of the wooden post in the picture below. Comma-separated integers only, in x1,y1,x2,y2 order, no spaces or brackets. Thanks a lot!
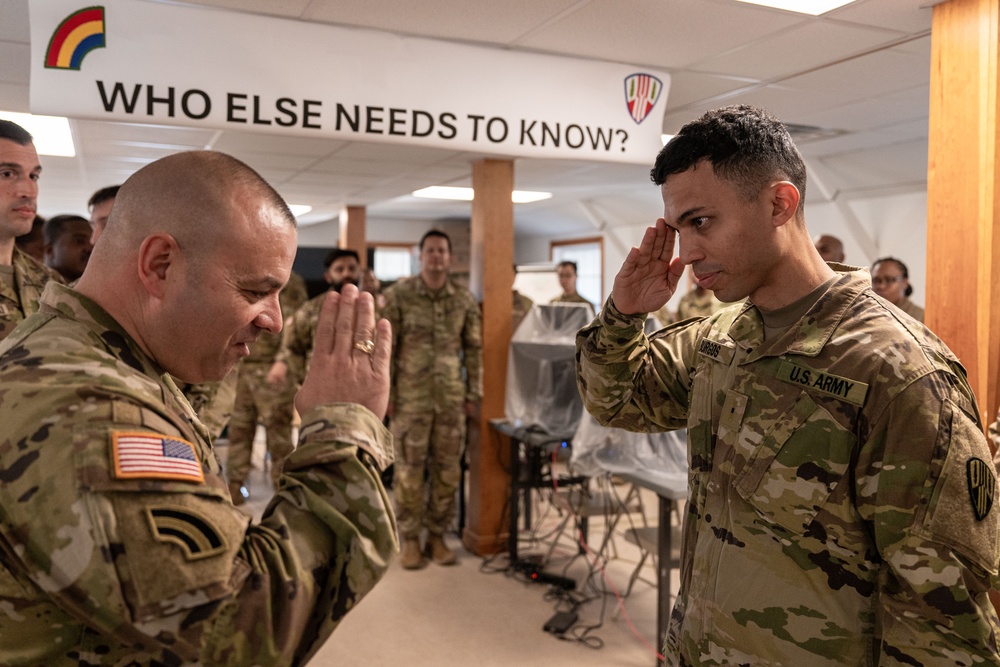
927,0,1000,432
463,158,514,555
339,205,367,267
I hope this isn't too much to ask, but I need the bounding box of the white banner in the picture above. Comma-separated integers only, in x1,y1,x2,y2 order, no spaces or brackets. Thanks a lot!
29,0,670,164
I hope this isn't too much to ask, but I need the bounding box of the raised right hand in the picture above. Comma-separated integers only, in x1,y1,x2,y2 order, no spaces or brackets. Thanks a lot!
612,218,685,315
295,284,391,418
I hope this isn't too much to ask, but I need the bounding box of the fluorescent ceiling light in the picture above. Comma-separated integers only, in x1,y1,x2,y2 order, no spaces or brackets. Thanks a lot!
0,111,76,157
289,204,312,217
412,186,552,204
735,0,857,15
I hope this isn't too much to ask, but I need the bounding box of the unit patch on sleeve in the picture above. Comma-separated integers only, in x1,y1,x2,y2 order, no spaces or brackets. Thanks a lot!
145,506,227,560
967,457,995,521
111,431,205,483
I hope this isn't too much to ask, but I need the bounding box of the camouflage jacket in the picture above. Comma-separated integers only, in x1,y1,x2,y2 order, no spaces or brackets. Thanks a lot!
244,270,308,366
383,275,483,410
577,269,1000,666
0,283,398,666
275,292,325,387
551,290,593,311
0,246,63,342
676,288,723,321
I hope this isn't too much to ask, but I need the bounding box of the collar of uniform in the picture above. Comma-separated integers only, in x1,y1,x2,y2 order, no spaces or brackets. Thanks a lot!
39,281,166,378
725,268,869,359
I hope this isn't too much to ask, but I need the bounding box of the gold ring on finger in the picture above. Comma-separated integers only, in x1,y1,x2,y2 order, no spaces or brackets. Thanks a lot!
354,339,376,355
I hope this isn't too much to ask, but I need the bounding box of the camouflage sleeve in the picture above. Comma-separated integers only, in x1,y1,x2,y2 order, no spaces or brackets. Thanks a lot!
462,295,483,402
575,295,701,433
382,289,401,406
280,272,309,319
856,371,1000,662
0,396,395,665
274,304,311,386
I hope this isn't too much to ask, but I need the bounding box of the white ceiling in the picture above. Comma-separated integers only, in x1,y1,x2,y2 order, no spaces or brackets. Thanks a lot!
1,0,935,241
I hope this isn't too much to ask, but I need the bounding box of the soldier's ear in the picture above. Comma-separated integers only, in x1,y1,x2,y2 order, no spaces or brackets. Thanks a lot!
136,233,178,299
770,181,800,228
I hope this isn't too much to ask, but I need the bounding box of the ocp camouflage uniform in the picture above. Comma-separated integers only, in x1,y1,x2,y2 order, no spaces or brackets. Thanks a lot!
551,290,593,312
0,246,63,341
383,275,482,539
576,268,1000,666
180,372,238,441
226,272,308,486
676,287,723,320
275,291,326,388
0,283,397,666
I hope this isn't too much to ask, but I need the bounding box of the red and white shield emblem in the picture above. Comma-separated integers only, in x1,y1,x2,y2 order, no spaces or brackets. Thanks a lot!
624,73,663,125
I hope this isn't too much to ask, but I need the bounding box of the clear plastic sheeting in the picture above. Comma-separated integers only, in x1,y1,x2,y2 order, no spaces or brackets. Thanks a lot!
570,410,688,481
505,302,595,435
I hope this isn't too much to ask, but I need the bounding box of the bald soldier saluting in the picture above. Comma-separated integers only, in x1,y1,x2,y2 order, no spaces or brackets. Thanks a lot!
0,152,397,665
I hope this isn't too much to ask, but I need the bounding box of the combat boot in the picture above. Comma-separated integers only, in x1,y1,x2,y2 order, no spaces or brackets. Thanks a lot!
400,537,424,570
426,534,457,566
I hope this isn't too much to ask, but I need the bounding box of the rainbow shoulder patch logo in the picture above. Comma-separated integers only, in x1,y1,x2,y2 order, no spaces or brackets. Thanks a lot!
45,6,106,70
624,73,662,125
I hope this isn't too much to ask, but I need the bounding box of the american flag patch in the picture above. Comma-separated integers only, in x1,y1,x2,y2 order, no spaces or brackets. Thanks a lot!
111,431,204,483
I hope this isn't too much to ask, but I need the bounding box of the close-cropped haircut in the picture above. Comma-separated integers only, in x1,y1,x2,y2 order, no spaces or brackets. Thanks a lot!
651,105,807,216
88,185,120,211
420,228,452,252
43,214,89,244
0,120,33,146
324,248,359,268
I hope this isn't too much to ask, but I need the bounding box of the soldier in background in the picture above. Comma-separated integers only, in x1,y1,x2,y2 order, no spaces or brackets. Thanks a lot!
0,120,63,342
675,271,723,320
383,229,482,569
42,214,93,282
871,256,925,323
225,269,307,504
813,233,845,263
13,215,45,262
577,106,999,664
269,248,361,388
87,184,120,245
550,260,593,311
0,151,396,664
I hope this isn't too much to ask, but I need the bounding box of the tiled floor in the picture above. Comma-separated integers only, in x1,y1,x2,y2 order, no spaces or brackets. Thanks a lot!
218,432,679,667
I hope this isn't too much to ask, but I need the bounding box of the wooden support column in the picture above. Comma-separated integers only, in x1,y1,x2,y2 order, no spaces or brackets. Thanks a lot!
463,158,514,555
339,205,367,267
927,0,1000,431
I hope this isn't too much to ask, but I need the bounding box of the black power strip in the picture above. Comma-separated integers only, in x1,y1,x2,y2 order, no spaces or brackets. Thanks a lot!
513,559,576,590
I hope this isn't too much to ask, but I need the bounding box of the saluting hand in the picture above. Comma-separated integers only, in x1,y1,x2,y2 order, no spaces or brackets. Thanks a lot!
612,218,685,315
295,284,392,418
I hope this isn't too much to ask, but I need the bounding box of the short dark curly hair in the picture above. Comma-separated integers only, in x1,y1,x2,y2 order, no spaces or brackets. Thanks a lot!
651,105,806,217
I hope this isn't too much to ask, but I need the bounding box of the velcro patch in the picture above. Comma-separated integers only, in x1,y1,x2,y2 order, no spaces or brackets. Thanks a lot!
697,337,735,365
145,506,226,561
967,457,995,521
111,431,204,483
776,361,868,406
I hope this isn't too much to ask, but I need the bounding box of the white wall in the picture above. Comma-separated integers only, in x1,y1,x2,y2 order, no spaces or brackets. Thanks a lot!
807,191,927,304
519,189,929,313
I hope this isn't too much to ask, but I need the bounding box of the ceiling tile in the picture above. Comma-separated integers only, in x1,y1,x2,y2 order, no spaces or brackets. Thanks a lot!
301,0,583,45
516,0,804,69
825,0,932,34
690,21,903,80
